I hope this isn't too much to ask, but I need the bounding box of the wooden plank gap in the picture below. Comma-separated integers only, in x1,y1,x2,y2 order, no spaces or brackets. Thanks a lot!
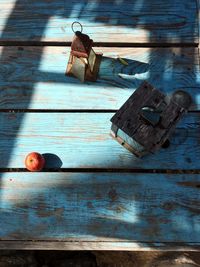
0,109,118,113
0,41,198,48
0,110,198,113
1,168,200,174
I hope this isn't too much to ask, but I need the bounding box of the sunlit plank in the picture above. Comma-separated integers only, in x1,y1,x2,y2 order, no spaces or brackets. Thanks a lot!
0,47,199,110
0,112,199,169
0,0,197,43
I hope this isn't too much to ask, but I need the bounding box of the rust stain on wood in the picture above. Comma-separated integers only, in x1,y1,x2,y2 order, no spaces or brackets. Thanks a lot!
162,202,176,211
110,205,126,213
8,113,17,119
37,207,65,218
108,188,118,202
140,215,164,237
87,201,94,209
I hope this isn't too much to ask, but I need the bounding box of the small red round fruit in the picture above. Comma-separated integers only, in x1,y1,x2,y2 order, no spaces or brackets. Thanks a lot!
25,152,45,172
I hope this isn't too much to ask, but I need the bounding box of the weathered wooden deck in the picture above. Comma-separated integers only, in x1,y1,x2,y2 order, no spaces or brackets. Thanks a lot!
0,0,199,250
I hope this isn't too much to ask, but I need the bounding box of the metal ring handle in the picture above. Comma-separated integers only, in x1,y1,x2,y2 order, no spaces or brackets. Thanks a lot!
71,21,83,33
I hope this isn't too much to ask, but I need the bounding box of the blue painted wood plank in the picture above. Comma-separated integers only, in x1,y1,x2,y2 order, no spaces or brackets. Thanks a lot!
0,172,199,248
0,47,199,110
0,112,199,169
0,0,197,43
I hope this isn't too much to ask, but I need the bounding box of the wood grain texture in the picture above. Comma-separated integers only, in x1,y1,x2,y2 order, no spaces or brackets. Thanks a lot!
0,241,199,251
0,112,199,169
0,172,199,248
0,47,199,110
0,0,197,43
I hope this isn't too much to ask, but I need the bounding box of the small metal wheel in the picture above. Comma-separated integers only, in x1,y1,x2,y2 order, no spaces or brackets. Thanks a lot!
172,90,192,109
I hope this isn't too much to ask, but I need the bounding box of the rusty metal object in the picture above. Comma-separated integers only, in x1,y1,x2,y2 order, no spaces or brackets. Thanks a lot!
110,81,192,157
71,31,93,58
66,22,102,82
